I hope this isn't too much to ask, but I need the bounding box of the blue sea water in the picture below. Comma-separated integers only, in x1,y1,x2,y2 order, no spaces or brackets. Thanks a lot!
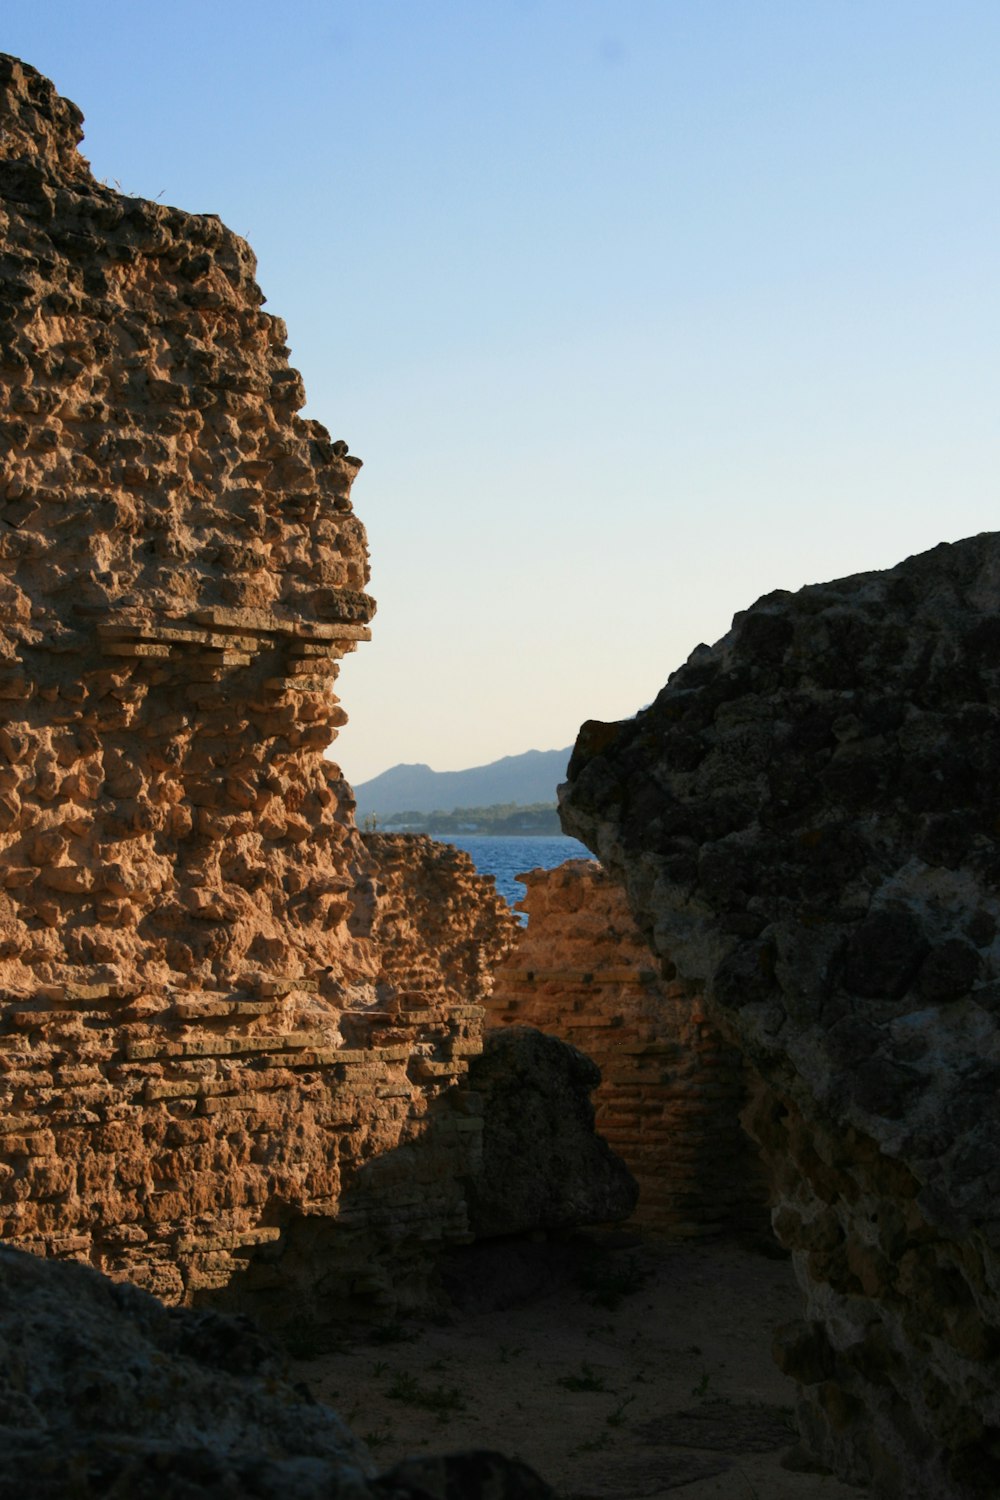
430,833,593,913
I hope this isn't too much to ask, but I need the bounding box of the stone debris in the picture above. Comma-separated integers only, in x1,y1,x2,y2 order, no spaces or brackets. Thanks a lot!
0,1242,555,1498
489,860,767,1236
561,533,1000,1499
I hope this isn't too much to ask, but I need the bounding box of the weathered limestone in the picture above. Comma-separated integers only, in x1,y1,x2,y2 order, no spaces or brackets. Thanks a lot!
0,51,374,1001
0,1243,556,1497
561,534,1000,1498
0,55,532,1319
489,861,766,1236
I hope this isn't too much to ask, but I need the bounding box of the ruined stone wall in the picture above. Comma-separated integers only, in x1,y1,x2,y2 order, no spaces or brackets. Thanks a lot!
0,55,520,1321
488,861,766,1236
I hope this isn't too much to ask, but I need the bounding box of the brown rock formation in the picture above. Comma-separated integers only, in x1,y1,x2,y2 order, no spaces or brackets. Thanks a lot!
489,861,766,1236
0,55,527,1319
561,534,1000,1498
0,51,373,993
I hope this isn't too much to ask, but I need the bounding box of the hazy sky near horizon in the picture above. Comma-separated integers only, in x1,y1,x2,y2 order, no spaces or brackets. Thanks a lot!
6,2,999,784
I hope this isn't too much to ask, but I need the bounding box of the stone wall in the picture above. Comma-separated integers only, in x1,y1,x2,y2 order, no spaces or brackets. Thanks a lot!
488,861,766,1236
0,55,526,1323
561,535,1000,1499
0,826,517,1319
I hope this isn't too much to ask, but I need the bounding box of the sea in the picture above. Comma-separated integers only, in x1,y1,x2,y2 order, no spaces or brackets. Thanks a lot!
430,833,593,914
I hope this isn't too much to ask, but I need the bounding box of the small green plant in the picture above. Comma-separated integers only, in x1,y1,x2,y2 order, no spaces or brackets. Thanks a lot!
362,1427,395,1452
691,1371,712,1399
606,1395,635,1428
385,1371,466,1419
371,1359,389,1378
557,1361,608,1393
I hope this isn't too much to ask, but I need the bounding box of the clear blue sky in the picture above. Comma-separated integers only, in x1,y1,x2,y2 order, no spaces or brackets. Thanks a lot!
6,2,999,784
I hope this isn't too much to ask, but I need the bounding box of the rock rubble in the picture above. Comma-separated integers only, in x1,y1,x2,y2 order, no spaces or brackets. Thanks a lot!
0,1243,555,1498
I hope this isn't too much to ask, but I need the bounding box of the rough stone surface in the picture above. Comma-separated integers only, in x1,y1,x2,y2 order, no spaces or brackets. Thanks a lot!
489,860,767,1236
0,1243,555,1498
0,55,527,1319
0,49,374,994
561,534,1000,1499
465,1025,638,1239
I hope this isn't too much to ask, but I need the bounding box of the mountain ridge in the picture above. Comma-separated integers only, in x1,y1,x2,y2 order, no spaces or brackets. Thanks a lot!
353,747,573,818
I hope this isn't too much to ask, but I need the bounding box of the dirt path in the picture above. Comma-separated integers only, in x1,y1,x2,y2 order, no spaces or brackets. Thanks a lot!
290,1233,868,1498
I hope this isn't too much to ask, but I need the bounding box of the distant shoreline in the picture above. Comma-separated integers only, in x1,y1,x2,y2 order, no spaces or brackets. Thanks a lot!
426,830,579,840
364,803,567,838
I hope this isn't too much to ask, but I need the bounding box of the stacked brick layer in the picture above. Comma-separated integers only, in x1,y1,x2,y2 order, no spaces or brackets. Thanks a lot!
0,832,516,1316
488,861,766,1236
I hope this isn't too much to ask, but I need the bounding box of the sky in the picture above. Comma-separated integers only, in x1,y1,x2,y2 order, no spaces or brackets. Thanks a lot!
5,2,1000,785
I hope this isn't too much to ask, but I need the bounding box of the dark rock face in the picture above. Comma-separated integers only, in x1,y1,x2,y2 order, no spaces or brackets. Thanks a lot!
0,1245,555,1498
560,534,1000,1499
466,1027,638,1238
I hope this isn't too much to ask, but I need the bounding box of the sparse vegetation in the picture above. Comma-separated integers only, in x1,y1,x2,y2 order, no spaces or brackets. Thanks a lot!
606,1395,635,1428
385,1370,466,1419
361,1427,395,1452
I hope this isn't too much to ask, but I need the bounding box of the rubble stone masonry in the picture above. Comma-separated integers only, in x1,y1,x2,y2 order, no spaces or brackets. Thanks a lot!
488,861,766,1236
0,54,519,1320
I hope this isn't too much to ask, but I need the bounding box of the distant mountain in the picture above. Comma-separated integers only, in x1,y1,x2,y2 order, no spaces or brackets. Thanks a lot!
353,747,573,819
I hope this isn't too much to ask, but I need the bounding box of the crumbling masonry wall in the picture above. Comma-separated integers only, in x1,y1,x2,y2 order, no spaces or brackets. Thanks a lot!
488,861,766,1236
0,55,520,1318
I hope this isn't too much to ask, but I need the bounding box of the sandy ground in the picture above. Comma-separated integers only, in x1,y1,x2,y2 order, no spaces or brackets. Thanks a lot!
290,1232,870,1499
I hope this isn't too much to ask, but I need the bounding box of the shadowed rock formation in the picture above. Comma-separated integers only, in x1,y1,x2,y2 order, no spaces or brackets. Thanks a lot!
561,534,1000,1499
489,861,767,1236
0,1243,555,1498
465,1025,638,1238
